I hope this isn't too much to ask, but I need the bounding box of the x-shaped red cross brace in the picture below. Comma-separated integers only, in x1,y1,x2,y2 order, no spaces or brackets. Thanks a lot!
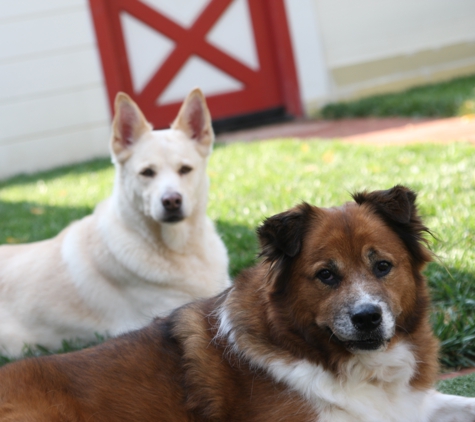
116,0,258,108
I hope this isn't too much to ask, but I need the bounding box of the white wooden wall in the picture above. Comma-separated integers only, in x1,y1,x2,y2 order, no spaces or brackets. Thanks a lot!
313,0,475,68
286,0,475,110
0,0,111,180
1,0,475,179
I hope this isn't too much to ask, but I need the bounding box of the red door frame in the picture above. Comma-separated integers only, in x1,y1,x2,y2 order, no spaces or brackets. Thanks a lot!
88,0,302,126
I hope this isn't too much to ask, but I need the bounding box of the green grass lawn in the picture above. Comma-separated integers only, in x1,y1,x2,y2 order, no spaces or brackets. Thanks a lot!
438,372,475,397
321,73,475,118
1,140,475,393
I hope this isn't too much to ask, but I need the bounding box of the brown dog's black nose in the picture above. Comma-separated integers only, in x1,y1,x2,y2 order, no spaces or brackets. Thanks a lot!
351,304,382,332
162,192,182,211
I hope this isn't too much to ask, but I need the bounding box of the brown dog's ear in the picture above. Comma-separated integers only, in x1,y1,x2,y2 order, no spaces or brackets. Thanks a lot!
171,88,214,157
352,185,416,224
352,185,431,266
257,203,313,262
111,92,152,162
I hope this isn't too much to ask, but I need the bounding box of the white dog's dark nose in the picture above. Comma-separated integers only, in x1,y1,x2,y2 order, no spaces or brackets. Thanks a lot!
351,304,382,332
162,192,182,211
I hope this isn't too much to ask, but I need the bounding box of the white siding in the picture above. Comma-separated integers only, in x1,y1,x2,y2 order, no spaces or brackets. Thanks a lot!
0,126,110,180
285,0,475,110
2,0,475,177
283,0,331,113
313,0,475,68
0,0,110,180
0,0,84,20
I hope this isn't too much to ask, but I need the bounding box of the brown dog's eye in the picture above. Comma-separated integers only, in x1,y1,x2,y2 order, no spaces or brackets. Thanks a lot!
140,168,155,177
374,261,392,277
316,269,338,286
179,165,192,175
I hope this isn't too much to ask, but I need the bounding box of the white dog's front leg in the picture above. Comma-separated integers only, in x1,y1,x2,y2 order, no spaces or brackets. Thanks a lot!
422,390,475,422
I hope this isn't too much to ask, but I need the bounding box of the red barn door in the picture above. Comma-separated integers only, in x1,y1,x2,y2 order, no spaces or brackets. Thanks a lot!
89,0,302,128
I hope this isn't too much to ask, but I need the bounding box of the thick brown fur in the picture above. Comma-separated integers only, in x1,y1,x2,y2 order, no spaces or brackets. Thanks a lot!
0,186,439,421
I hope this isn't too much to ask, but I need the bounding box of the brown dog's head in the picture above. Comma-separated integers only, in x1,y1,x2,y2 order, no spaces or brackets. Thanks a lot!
257,185,432,357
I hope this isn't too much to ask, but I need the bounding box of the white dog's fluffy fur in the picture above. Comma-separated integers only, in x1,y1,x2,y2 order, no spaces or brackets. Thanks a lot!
0,89,230,356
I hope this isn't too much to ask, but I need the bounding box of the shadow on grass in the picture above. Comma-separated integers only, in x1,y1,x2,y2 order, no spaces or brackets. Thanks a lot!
426,262,475,369
0,200,92,244
0,335,106,367
215,220,258,278
0,158,112,189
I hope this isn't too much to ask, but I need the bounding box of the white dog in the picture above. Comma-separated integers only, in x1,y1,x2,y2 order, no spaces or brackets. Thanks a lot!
0,88,230,356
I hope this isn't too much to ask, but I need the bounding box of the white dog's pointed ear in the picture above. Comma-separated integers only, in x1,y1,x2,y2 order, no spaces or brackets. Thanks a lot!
171,88,214,156
111,92,152,162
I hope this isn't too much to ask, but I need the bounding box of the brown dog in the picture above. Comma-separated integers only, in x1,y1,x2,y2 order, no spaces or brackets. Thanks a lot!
1,186,474,422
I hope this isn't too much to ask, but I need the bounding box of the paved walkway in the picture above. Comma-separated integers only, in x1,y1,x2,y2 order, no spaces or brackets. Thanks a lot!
217,116,475,145
440,367,475,380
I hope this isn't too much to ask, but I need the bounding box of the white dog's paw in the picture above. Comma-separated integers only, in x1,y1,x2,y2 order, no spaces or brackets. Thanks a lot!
425,390,475,422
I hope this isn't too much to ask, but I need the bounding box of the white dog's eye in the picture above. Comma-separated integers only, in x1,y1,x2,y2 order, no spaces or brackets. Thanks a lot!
374,260,392,277
140,168,156,177
179,165,193,175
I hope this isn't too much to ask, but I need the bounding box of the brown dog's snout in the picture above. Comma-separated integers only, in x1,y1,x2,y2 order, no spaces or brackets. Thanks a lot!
162,192,182,211
351,304,382,332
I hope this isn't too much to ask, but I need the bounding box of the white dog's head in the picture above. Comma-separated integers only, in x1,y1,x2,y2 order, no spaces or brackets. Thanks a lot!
110,89,214,224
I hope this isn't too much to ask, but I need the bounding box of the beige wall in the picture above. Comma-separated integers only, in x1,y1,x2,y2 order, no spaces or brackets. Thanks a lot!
286,0,475,113
2,1,475,179
0,0,111,180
